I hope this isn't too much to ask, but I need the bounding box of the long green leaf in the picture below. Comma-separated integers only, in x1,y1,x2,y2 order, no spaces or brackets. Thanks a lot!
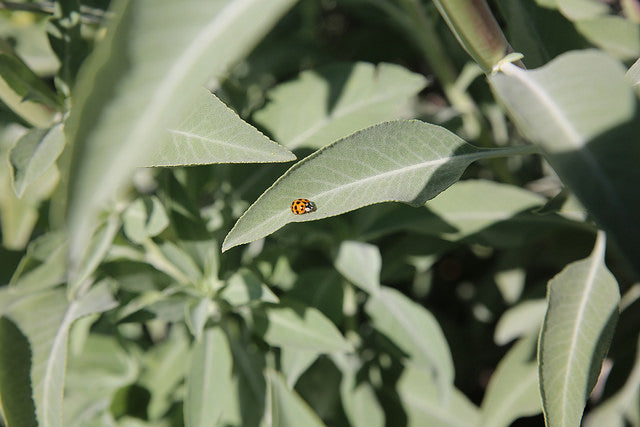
254,62,427,149
147,89,295,166
575,16,640,61
222,120,535,251
491,50,640,274
493,299,547,346
334,240,381,294
366,286,454,399
0,42,61,128
63,335,139,426
480,334,541,427
334,355,384,427
64,0,297,271
0,281,117,427
266,369,325,427
254,302,352,353
555,0,609,20
9,124,64,198
538,233,620,427
397,364,479,427
185,326,233,427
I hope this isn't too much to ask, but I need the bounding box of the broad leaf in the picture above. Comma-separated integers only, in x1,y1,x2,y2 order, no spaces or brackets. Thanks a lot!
355,180,584,246
9,124,64,197
280,347,319,388
0,42,61,127
9,232,67,292
122,196,170,244
254,301,352,353
494,299,547,345
556,0,609,20
1,128,60,250
147,88,295,166
397,364,480,427
334,355,384,427
334,240,381,294
254,61,427,149
63,335,139,426
575,17,640,60
222,120,534,251
267,369,325,427
491,50,640,274
425,179,551,241
138,326,191,420
64,0,297,271
0,281,117,427
480,334,541,427
185,326,233,427
366,286,454,398
219,269,279,307
538,233,620,427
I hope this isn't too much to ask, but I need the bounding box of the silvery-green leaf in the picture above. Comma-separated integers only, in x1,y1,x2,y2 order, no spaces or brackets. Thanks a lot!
254,302,352,353
222,120,533,251
575,17,640,60
0,281,117,427
494,299,547,346
538,234,620,427
254,62,428,149
148,89,295,166
397,364,480,427
366,286,454,399
9,124,64,197
185,327,233,427
266,369,325,427
480,334,541,427
491,50,640,274
334,240,381,294
556,0,609,20
64,0,297,272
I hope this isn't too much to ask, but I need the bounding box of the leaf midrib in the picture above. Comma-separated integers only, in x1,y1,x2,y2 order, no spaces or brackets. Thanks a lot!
498,62,627,221
559,250,602,424
230,150,483,247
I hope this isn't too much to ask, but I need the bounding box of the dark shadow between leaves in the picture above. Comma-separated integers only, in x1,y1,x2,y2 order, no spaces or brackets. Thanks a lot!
542,112,640,278
224,321,267,427
0,316,37,427
586,305,619,401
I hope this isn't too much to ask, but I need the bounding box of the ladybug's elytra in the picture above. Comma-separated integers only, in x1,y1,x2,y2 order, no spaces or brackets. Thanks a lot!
291,198,316,215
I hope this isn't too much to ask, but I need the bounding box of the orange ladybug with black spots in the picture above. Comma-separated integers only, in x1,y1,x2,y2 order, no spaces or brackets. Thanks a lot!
291,198,316,215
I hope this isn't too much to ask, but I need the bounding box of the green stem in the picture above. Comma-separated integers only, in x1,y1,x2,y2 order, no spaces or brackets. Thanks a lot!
369,0,481,135
432,0,517,73
482,143,542,159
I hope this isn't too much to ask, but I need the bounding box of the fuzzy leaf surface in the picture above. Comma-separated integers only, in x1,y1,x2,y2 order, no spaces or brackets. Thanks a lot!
491,50,640,274
538,236,620,427
0,282,117,427
223,120,521,251
65,0,296,270
481,334,541,427
366,286,454,399
147,89,295,166
9,124,64,197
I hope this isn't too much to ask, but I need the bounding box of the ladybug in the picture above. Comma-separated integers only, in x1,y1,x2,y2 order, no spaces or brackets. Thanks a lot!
291,198,316,215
